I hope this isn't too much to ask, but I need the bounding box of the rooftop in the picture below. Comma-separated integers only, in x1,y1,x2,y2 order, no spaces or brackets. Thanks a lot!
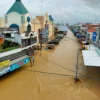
6,0,28,14
88,28,96,32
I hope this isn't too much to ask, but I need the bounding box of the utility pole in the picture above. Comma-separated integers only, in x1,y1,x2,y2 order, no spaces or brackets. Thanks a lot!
74,50,79,83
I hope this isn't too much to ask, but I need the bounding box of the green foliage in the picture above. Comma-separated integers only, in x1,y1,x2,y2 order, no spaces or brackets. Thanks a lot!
0,46,20,53
2,40,19,49
0,40,20,53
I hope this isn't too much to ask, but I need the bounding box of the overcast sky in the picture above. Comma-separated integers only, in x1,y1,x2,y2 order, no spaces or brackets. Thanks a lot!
0,0,100,24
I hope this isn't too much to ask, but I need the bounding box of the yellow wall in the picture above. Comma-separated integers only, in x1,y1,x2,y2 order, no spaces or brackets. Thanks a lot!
0,18,5,27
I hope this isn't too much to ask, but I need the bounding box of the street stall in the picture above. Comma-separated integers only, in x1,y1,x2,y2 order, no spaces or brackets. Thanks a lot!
82,50,100,67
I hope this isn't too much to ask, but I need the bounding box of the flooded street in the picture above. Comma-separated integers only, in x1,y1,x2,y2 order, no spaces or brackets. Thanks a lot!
0,30,100,100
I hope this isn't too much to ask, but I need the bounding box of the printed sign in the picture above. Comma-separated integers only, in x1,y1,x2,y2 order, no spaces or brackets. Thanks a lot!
0,67,10,76
0,60,10,68
0,60,10,76
10,57,30,72
92,32,97,42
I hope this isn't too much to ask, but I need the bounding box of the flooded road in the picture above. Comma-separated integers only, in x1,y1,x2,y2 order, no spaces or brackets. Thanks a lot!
0,30,100,100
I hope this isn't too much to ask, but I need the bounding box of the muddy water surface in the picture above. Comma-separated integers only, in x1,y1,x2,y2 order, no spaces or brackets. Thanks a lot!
0,30,100,100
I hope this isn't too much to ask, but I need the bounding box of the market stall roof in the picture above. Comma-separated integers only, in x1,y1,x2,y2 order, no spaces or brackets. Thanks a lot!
82,50,100,67
92,43,100,48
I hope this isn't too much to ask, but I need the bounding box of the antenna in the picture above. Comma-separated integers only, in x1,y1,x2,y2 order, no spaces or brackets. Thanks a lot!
41,0,43,16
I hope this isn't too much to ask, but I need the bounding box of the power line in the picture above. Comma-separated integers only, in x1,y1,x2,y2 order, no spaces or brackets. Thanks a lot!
22,69,75,77
22,68,100,81
35,54,82,74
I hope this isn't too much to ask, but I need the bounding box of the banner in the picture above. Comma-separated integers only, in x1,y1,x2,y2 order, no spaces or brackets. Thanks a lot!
0,60,10,76
92,32,97,42
10,57,30,72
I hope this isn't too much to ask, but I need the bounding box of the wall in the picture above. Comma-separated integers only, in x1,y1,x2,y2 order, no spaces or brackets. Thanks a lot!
14,34,21,45
0,18,5,27
20,13,34,32
33,19,42,33
0,38,4,45
6,12,21,27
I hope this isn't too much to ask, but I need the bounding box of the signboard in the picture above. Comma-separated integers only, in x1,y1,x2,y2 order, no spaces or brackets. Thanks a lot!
10,57,30,72
0,60,10,76
92,32,97,42
0,60,10,68
0,67,10,76
0,58,30,76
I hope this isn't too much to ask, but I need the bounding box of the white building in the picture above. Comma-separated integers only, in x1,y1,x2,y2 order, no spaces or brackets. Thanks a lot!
5,0,34,33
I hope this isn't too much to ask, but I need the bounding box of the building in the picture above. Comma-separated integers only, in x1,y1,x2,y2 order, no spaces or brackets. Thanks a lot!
0,34,4,45
5,0,34,33
33,12,55,39
0,0,55,42
0,18,5,27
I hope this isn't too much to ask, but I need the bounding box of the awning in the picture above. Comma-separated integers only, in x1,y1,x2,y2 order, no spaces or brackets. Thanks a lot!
82,50,100,67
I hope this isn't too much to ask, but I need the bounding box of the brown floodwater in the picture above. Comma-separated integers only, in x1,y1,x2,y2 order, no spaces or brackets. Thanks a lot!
0,30,100,100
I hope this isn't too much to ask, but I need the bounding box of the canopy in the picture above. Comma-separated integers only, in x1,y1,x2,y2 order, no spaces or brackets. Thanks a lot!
82,50,100,67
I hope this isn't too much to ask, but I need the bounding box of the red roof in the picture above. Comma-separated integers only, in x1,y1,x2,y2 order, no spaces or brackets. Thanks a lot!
88,28,96,32
82,24,100,28
90,24,100,27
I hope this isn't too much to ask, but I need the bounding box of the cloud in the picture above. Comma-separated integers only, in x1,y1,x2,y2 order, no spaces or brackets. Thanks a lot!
81,0,100,8
0,0,100,24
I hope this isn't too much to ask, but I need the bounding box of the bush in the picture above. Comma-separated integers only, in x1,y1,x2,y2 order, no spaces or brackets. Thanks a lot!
0,46,20,53
2,40,19,49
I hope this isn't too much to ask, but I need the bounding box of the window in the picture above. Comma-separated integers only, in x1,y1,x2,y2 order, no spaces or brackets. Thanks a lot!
31,37,37,44
5,16,8,23
27,24,31,32
5,34,11,38
21,16,25,23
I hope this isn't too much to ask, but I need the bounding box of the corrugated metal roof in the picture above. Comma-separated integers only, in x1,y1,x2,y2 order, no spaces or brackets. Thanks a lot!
6,0,28,14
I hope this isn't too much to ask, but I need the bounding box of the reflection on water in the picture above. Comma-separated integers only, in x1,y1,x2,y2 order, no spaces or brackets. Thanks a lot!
0,30,100,100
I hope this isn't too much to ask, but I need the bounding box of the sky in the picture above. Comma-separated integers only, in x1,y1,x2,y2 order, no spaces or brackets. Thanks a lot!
0,0,100,24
